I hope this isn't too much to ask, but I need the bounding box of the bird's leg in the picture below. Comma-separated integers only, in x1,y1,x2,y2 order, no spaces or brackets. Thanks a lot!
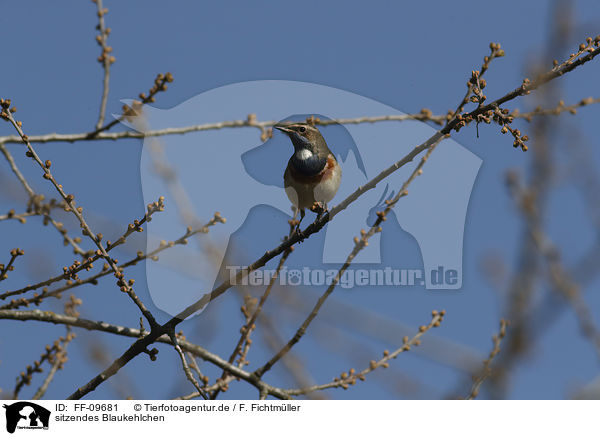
299,208,305,223
287,208,305,240
296,208,305,235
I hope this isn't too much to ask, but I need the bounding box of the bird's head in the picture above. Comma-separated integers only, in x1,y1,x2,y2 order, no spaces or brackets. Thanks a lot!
274,122,328,156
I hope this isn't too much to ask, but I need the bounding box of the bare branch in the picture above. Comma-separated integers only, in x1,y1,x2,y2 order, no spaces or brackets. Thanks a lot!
0,216,223,310
0,248,25,281
169,331,208,400
0,105,159,327
464,319,509,400
0,196,165,301
12,330,74,399
211,220,296,399
92,0,114,130
0,113,444,146
0,143,35,198
285,311,445,397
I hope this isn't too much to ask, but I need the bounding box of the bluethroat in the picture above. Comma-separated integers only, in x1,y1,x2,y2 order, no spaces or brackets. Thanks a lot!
274,122,342,230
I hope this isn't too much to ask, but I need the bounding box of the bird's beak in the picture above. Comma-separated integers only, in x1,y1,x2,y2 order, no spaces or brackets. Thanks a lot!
274,124,292,134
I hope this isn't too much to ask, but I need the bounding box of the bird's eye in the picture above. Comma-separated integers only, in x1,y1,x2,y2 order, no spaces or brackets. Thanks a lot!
298,126,306,133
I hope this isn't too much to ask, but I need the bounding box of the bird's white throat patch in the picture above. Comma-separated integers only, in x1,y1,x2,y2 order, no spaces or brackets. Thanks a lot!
295,148,313,161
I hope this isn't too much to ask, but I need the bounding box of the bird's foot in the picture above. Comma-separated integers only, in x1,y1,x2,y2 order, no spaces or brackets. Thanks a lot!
311,202,327,220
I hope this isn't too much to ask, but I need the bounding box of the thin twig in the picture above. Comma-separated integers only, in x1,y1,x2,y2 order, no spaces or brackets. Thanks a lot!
0,248,24,281
88,72,173,137
0,210,39,222
0,113,444,146
93,0,114,130
515,97,600,121
507,175,600,360
31,352,64,400
0,143,35,198
284,311,445,396
465,319,509,399
0,143,88,257
12,331,74,399
169,331,208,400
449,42,505,119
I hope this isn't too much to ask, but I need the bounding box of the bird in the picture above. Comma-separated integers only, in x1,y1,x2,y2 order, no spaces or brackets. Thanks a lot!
274,122,342,231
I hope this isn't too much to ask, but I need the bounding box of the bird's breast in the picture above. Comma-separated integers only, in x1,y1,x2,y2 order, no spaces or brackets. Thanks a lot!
287,155,338,184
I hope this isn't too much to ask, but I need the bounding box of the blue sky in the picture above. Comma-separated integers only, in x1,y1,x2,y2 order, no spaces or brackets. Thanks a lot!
1,1,599,400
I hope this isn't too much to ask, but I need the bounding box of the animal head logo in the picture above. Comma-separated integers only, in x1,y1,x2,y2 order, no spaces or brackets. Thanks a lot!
121,80,481,318
3,402,50,434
